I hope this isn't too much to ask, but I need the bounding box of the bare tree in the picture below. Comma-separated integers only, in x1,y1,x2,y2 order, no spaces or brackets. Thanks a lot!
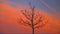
18,2,48,34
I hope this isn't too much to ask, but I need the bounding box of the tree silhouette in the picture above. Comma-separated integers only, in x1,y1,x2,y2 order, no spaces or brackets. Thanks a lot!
18,2,48,34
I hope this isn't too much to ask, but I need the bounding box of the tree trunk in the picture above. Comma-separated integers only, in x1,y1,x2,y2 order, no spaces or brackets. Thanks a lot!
31,7,34,34
32,23,34,34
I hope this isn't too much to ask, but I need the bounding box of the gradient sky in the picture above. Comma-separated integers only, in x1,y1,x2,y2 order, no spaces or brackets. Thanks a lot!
4,0,60,11
0,0,60,34
2,0,60,19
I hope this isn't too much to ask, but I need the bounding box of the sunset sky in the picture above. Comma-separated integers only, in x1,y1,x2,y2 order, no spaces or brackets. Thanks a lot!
0,0,60,34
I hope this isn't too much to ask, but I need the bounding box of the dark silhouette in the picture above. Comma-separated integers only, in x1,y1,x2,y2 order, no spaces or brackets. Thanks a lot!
18,2,48,34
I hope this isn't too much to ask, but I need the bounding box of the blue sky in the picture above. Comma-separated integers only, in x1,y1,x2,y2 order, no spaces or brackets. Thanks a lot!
8,0,60,11
2,0,60,19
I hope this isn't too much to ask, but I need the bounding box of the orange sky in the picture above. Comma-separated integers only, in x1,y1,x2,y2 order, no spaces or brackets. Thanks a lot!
0,4,60,34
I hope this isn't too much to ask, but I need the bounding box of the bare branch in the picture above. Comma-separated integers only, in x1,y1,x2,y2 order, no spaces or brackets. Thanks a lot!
18,18,31,26
34,16,42,25
21,10,32,21
35,20,48,29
